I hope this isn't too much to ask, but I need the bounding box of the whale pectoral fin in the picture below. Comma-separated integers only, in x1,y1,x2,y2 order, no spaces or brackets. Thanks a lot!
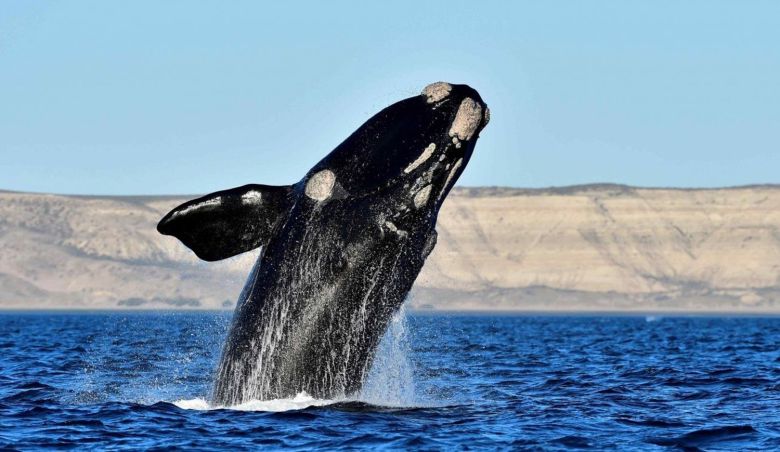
157,184,293,261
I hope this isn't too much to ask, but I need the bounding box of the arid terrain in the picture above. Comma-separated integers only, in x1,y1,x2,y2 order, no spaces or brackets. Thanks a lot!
1,185,778,312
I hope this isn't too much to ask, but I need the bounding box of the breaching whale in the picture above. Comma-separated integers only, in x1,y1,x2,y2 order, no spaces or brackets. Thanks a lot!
158,82,489,405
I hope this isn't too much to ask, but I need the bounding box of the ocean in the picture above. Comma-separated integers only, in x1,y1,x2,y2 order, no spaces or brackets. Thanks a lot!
1,311,778,450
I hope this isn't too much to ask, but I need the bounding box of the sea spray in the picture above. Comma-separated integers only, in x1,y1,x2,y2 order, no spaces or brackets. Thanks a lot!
359,304,417,406
174,392,333,412
175,304,419,411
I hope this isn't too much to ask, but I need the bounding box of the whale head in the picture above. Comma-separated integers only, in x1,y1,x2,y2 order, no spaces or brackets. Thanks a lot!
158,81,489,259
302,82,489,225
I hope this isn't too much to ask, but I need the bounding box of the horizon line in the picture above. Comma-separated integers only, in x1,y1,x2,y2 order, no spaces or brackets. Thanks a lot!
1,182,779,199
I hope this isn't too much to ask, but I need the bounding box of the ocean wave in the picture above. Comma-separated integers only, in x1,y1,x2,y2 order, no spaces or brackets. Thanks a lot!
3,313,780,449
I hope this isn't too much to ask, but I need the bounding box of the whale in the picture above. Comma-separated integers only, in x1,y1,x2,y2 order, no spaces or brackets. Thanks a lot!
158,82,489,405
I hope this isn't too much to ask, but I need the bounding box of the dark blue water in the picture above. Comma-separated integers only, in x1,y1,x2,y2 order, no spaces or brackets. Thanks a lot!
1,312,779,450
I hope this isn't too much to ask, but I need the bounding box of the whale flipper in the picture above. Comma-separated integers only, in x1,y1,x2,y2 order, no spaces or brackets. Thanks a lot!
157,184,293,261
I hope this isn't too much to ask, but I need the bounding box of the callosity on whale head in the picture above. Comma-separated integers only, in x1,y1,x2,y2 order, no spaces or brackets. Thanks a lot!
302,82,488,213
157,82,489,405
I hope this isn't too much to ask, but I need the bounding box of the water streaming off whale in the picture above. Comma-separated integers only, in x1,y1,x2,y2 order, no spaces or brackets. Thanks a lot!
175,305,417,410
212,238,417,405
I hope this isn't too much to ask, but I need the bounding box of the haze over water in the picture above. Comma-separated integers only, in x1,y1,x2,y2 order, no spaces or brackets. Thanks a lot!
1,311,778,449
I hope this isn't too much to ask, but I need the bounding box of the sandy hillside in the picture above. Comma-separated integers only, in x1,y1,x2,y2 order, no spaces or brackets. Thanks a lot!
0,185,778,312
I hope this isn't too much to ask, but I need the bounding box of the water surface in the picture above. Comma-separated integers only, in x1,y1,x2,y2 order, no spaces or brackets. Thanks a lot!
1,312,779,449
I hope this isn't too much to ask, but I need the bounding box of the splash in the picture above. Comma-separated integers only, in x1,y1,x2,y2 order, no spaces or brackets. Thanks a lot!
174,392,333,412
359,305,416,406
173,305,420,412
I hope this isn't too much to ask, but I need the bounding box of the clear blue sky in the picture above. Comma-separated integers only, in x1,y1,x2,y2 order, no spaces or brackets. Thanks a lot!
1,1,778,195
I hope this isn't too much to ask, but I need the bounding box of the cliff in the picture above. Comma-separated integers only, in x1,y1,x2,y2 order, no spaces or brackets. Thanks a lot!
1,185,778,312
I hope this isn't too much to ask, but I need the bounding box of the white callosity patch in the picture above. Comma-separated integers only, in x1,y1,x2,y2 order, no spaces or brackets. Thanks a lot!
305,169,336,201
241,190,263,205
421,82,452,104
448,98,483,148
413,185,432,209
384,220,407,238
483,106,491,126
173,197,222,217
403,143,436,174
439,158,464,202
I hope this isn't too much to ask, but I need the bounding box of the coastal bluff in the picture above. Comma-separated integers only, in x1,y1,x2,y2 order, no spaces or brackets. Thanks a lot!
1,185,778,312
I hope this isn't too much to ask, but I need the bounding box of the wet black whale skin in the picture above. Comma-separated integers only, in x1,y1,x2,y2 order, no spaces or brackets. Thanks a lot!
158,83,488,404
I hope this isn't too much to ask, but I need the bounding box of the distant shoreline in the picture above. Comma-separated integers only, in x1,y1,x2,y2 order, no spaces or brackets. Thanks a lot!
2,185,778,312
2,307,780,317
2,182,780,200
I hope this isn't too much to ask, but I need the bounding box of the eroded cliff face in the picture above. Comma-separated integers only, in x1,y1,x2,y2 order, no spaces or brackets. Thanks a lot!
1,185,779,311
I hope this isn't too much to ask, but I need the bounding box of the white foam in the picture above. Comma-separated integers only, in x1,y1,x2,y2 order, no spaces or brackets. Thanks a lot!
173,397,211,410
173,392,336,412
